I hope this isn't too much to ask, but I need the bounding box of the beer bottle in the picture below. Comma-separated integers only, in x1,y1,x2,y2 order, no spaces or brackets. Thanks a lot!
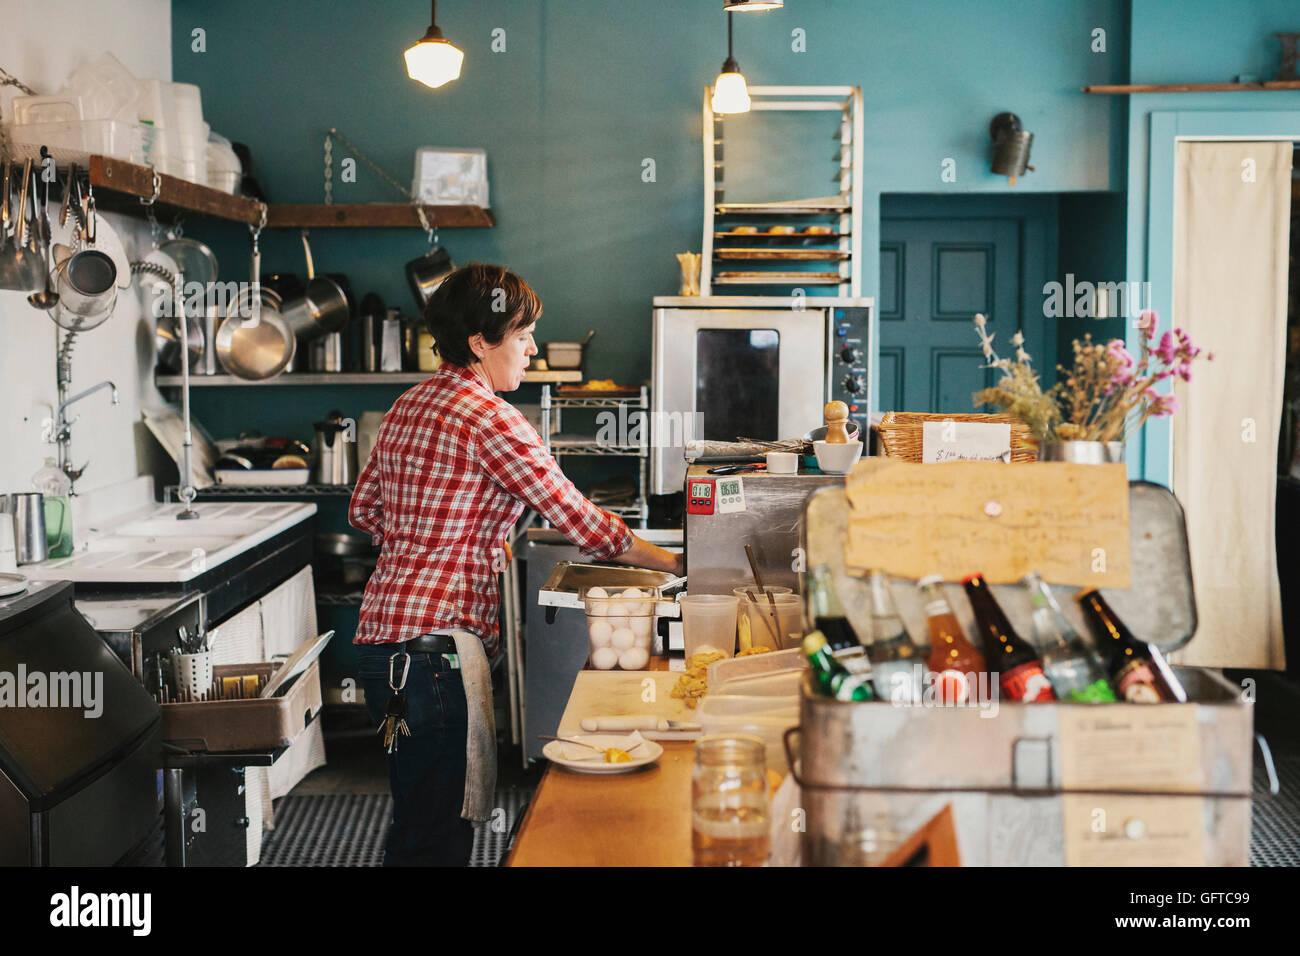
963,573,1056,702
1024,573,1115,703
917,575,986,704
1076,590,1188,703
802,631,873,701
806,564,860,652
865,570,924,704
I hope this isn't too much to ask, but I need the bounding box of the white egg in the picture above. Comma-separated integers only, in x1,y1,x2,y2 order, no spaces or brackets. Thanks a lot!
608,616,630,629
618,647,649,670
620,588,643,599
633,631,652,649
590,646,619,670
629,616,652,637
610,627,636,650
604,601,629,618
587,619,613,646
586,587,608,599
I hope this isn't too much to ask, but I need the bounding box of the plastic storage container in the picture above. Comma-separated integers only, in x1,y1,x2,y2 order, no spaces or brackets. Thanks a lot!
680,594,739,659
582,586,658,670
6,119,144,165
741,591,802,651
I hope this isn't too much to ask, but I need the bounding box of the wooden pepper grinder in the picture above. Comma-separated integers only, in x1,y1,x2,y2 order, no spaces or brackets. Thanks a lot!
823,401,851,444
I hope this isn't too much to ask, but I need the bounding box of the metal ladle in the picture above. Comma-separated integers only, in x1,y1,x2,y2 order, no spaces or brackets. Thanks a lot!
27,166,59,310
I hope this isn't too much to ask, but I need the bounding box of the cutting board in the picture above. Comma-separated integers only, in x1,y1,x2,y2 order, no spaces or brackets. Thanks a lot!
557,671,702,740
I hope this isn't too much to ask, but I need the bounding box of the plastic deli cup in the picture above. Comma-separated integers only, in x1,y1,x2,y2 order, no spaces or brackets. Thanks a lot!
680,594,740,661
731,585,792,634
582,586,658,671
741,592,803,651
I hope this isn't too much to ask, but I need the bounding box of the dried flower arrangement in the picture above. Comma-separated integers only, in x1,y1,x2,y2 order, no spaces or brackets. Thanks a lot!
971,311,1212,444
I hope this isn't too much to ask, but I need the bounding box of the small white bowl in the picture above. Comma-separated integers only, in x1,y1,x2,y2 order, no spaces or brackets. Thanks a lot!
813,440,863,474
766,451,798,474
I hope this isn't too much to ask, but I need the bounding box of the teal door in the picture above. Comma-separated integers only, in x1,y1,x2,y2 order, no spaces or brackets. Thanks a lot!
878,218,1022,414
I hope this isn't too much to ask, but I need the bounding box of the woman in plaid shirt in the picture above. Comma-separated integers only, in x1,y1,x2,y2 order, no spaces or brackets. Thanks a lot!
350,264,680,865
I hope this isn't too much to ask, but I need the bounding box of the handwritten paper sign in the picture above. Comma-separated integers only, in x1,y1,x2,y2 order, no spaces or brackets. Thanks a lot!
922,420,1012,463
843,458,1130,587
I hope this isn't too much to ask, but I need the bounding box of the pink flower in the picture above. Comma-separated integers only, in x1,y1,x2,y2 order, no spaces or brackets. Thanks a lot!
1176,361,1192,382
1144,388,1179,417
1137,310,1159,340
1105,339,1134,370
1154,331,1179,365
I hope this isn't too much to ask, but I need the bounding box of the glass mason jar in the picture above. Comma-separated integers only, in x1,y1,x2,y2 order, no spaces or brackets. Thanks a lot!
692,734,770,867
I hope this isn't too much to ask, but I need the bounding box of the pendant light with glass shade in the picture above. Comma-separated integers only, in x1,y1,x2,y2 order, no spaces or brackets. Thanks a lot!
711,15,751,114
724,1,783,10
405,0,464,89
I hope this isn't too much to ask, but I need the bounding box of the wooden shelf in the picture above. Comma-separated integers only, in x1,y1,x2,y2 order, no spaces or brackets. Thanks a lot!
87,155,493,229
267,203,493,228
1083,80,1300,94
90,155,264,224
156,369,580,387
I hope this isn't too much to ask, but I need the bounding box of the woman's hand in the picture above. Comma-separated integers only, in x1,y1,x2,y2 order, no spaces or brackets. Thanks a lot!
614,535,683,576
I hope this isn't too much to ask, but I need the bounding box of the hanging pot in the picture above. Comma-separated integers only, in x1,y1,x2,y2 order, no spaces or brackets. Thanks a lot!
282,231,349,339
406,240,454,313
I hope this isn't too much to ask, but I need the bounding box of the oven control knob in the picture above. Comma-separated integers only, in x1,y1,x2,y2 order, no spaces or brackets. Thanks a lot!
839,346,861,364
842,375,863,394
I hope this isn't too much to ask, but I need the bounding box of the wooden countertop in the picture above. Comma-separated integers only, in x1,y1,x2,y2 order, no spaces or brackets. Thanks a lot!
505,740,695,867
506,655,697,867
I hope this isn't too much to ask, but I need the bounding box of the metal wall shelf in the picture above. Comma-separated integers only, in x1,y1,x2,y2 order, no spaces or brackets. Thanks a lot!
195,483,355,497
157,370,582,387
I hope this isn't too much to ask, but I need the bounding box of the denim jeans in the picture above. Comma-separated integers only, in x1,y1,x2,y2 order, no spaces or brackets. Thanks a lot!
357,643,475,866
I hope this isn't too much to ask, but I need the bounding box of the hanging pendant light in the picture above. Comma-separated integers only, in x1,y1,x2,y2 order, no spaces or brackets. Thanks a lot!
724,1,783,11
405,0,464,89
711,15,751,114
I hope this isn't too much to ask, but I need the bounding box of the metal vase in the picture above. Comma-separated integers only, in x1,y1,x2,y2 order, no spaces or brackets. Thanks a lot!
1036,440,1125,464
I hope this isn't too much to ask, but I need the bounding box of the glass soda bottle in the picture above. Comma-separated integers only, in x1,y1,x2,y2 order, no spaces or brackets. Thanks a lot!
1077,589,1188,703
802,631,873,701
1024,573,1115,702
963,573,1055,702
917,575,986,704
865,570,923,704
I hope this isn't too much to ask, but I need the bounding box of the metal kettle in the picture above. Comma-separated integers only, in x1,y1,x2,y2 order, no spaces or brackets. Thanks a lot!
312,411,359,485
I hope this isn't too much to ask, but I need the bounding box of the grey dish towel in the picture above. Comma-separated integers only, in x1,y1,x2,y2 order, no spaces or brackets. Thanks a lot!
451,630,496,824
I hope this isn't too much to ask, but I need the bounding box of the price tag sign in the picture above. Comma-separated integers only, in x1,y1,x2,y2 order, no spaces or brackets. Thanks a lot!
921,420,1012,463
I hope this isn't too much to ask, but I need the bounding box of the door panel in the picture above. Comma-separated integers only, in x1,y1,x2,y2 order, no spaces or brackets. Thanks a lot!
877,346,904,413
880,218,1020,413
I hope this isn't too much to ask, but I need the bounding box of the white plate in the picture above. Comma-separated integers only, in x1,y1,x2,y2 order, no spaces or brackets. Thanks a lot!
0,573,30,598
542,735,663,774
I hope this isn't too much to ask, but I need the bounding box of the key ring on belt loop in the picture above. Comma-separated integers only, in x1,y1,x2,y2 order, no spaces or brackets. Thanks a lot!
388,651,410,692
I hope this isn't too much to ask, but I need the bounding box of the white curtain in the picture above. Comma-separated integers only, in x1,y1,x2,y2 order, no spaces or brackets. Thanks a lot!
1170,141,1291,669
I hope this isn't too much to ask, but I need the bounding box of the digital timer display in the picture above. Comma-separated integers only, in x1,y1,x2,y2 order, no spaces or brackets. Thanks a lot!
690,482,712,498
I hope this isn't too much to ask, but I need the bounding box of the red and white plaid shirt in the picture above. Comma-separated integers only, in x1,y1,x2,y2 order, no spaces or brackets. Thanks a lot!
349,362,632,655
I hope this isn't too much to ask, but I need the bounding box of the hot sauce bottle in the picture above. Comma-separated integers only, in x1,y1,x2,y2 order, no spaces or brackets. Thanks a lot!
917,575,986,704
963,573,1056,702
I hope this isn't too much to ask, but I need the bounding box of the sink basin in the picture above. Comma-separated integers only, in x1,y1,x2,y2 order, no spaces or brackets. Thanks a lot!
24,498,316,584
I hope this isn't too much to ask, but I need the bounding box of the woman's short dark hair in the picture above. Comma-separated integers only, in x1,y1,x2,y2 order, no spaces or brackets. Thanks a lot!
423,263,541,367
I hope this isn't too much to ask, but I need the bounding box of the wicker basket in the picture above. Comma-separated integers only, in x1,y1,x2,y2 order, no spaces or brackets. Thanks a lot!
876,412,1037,463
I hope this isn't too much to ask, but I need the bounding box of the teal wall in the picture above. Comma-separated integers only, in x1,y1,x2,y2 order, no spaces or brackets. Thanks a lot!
1123,0,1300,482
171,0,1129,400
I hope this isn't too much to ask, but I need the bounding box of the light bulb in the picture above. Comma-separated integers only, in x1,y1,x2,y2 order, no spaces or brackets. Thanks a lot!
711,69,751,114
405,37,464,89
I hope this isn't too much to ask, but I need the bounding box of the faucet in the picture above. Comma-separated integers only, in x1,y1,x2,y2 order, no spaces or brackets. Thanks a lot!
54,380,119,488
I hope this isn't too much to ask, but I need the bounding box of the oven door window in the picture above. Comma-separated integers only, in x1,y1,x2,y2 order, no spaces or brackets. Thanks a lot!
696,328,780,440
